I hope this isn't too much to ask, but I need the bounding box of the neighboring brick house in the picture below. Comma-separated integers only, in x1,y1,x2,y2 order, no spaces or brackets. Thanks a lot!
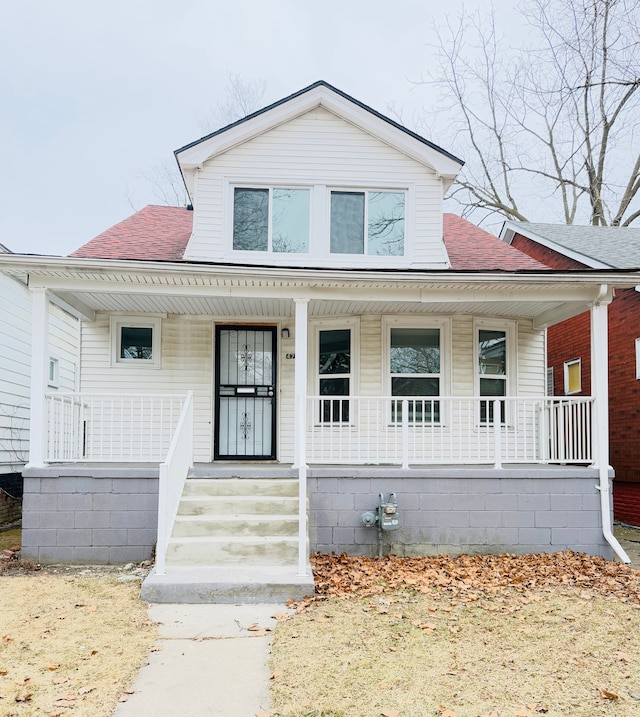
501,222,640,525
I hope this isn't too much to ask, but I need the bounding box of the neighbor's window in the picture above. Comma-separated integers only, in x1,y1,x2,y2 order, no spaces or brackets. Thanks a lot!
564,358,581,394
546,367,554,396
330,190,404,256
110,316,161,367
233,187,310,253
389,327,440,423
636,339,640,380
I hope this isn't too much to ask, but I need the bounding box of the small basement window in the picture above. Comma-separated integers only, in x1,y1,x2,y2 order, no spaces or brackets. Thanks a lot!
110,317,161,367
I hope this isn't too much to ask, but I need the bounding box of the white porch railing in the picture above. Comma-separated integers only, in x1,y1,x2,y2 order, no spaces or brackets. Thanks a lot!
156,391,194,575
306,396,594,467
45,393,188,462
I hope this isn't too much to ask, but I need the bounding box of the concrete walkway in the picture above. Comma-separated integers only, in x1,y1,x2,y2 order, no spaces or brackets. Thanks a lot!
111,603,288,717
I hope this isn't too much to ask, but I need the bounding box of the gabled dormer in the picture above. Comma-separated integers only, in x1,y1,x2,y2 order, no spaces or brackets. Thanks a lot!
176,81,463,270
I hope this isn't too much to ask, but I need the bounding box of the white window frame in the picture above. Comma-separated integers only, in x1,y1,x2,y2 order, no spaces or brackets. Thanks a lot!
328,187,407,257
635,339,640,380
229,184,312,255
110,316,162,368
309,317,360,425
564,358,581,395
382,316,451,425
473,318,517,425
48,356,59,388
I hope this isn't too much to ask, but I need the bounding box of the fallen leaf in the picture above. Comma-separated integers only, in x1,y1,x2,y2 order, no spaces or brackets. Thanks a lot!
255,711,274,717
438,707,457,717
599,687,619,700
247,623,261,631
269,670,282,680
15,693,32,702
514,708,533,717
251,629,268,637
47,664,60,671
616,651,631,662
52,677,69,685
78,685,97,695
271,613,290,621
150,645,163,652
381,710,399,717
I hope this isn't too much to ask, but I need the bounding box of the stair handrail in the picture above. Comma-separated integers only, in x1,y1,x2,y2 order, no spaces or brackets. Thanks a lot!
155,391,194,576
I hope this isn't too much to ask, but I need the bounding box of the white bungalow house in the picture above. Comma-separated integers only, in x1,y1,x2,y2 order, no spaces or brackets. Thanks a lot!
0,82,637,602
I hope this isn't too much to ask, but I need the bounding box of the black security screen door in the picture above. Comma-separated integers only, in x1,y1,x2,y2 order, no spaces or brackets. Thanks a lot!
214,326,276,459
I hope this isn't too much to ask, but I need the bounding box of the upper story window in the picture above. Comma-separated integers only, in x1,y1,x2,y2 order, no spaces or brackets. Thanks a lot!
233,187,310,253
229,184,407,260
330,190,404,256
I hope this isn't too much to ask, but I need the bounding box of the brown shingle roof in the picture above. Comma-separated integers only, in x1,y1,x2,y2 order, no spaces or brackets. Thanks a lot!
71,205,547,271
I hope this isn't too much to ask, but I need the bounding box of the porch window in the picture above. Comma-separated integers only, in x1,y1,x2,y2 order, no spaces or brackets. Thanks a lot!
330,190,404,256
48,357,59,388
110,316,161,368
564,358,581,394
390,327,440,423
232,187,310,253
318,328,351,422
478,328,507,423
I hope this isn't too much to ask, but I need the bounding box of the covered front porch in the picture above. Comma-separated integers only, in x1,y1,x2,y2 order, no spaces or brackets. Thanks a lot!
2,255,635,594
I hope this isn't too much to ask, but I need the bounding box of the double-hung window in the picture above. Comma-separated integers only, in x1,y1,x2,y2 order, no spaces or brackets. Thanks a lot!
389,327,441,423
233,187,310,253
477,324,512,423
330,190,405,256
317,327,353,423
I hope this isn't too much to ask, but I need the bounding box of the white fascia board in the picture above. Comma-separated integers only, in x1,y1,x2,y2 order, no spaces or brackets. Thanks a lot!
500,221,611,269
176,85,463,180
3,254,640,289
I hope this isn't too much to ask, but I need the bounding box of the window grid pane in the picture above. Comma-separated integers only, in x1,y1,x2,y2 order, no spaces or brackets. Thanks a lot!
330,192,365,254
233,188,268,251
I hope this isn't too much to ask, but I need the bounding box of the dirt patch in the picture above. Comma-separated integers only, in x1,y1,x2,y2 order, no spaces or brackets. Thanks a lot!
0,570,156,717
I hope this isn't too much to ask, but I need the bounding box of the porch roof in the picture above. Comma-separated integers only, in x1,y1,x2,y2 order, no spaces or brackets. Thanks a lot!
1,251,639,328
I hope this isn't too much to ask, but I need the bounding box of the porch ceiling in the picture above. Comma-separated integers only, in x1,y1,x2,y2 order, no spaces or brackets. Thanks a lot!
53,289,573,324
2,255,639,327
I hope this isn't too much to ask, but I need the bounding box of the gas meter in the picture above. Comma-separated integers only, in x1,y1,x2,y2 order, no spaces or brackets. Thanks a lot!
379,492,399,531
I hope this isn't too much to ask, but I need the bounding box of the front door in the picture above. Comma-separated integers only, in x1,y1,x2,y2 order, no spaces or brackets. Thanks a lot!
214,326,276,459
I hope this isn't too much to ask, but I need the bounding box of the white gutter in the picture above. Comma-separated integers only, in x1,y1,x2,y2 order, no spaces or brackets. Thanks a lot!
591,287,630,563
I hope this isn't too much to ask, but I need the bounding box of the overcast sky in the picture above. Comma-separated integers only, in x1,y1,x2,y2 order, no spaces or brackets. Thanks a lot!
0,0,519,256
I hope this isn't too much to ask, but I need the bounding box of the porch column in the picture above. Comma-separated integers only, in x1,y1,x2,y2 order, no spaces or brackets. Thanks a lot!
27,287,49,468
293,298,309,469
293,298,309,577
591,288,630,562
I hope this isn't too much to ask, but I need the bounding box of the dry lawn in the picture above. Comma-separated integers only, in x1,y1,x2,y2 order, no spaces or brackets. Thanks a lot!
269,551,640,717
0,566,156,717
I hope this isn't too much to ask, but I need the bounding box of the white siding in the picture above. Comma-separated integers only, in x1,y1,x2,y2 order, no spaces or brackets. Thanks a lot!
0,274,31,471
0,276,80,472
81,314,214,462
184,107,447,269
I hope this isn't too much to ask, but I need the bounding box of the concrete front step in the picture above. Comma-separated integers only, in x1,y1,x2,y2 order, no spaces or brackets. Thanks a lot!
166,536,300,566
141,565,315,604
177,495,298,516
172,514,299,538
182,478,298,497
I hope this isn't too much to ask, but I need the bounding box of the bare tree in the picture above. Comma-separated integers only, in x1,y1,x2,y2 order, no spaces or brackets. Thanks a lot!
200,73,268,134
133,74,268,209
424,0,640,226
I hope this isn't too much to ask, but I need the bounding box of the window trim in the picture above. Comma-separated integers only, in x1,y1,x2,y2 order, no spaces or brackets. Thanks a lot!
110,316,162,368
636,339,640,380
382,316,451,424
48,357,59,388
473,318,517,425
564,358,581,395
309,317,360,425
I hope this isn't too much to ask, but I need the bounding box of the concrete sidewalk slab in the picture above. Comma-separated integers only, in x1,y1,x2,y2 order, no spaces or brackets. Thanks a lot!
111,603,288,717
